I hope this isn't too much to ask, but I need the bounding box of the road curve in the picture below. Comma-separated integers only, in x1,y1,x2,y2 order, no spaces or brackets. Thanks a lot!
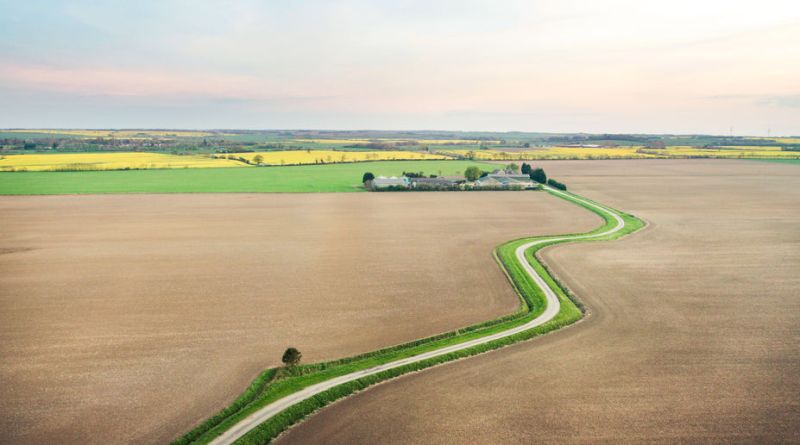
209,187,626,445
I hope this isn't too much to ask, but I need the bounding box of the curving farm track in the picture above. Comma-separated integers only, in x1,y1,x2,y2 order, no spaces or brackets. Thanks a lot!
205,187,633,445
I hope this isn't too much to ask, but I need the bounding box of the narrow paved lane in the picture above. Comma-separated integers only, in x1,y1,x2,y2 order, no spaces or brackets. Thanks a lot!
209,188,626,445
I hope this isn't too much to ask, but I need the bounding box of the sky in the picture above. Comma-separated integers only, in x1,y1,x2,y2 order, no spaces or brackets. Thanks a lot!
1,0,799,135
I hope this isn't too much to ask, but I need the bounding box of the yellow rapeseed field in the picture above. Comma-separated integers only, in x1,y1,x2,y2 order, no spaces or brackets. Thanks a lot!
224,150,449,165
0,152,245,172
659,146,799,158
710,145,783,150
438,146,800,160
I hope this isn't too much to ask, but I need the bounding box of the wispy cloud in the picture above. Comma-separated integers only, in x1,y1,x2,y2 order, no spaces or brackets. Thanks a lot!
758,95,800,108
1,0,799,133
0,64,334,102
708,94,800,108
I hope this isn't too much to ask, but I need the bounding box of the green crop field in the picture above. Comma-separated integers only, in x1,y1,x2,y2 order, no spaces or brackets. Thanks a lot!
0,160,493,195
750,158,800,164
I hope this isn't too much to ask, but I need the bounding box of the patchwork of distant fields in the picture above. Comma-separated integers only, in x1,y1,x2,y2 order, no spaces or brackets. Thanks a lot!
224,149,447,165
0,152,245,171
0,150,448,172
1,147,797,174
0,160,490,194
441,145,800,160
2,130,799,174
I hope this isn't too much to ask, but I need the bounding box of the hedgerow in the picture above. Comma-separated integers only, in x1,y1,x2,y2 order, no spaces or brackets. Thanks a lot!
174,369,277,445
547,178,567,190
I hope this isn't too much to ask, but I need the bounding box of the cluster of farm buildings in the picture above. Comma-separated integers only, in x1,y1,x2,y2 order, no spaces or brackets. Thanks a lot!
367,169,540,191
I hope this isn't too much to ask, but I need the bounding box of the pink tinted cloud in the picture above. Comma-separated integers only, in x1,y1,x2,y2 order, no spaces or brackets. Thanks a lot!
0,64,278,98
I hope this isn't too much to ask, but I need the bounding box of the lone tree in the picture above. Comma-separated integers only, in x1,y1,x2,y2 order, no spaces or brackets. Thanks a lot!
282,347,302,367
252,154,264,165
520,162,531,174
464,166,482,181
506,163,520,173
362,172,375,184
529,167,547,184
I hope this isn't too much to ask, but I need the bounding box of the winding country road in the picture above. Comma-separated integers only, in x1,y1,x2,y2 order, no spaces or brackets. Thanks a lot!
209,187,626,445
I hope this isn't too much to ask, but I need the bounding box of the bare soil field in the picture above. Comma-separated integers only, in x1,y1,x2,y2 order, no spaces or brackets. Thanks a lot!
278,159,800,444
0,192,598,445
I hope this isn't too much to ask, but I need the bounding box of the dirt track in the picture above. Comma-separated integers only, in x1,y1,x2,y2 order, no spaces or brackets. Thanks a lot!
277,160,800,444
0,192,597,445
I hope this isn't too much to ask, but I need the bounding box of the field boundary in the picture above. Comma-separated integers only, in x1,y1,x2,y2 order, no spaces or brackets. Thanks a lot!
174,187,645,445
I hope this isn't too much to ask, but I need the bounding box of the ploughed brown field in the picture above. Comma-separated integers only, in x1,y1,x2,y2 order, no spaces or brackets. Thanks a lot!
278,159,800,444
0,192,599,444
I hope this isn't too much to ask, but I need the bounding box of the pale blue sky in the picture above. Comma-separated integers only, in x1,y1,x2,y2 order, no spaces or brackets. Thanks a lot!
1,0,799,134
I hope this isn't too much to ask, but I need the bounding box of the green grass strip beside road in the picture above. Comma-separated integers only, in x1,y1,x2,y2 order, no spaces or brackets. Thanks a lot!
174,189,645,445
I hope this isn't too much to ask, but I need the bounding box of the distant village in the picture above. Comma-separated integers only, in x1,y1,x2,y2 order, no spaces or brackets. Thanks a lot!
363,163,567,191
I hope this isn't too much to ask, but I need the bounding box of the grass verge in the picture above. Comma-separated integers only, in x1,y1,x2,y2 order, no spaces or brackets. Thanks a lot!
174,189,645,445
746,158,800,165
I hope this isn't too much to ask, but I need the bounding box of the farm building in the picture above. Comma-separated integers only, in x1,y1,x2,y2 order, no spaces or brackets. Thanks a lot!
409,177,457,189
474,174,537,189
370,176,410,189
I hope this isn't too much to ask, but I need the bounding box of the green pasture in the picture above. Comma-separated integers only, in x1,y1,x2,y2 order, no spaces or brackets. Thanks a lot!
0,160,491,195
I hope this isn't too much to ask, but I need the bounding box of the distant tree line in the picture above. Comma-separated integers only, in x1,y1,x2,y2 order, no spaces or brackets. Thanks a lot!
545,134,655,143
